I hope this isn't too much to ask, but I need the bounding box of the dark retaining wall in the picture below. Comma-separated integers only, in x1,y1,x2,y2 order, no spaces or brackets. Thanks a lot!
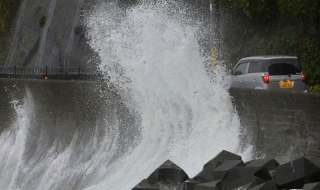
1,79,319,164
0,78,117,133
229,88,320,163
0,78,139,154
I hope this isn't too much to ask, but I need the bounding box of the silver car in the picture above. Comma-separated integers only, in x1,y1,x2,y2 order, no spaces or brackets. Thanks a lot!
230,55,306,92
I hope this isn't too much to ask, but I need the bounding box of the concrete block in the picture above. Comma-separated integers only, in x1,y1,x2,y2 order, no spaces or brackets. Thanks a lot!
269,170,275,179
193,181,222,190
146,160,189,185
231,182,252,190
212,160,245,180
246,158,279,171
274,157,320,189
222,166,272,190
303,182,320,190
193,169,215,183
178,179,200,190
203,150,242,171
132,179,160,190
247,180,278,190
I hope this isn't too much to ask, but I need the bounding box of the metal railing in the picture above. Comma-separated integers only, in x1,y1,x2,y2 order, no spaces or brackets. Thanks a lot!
0,66,104,80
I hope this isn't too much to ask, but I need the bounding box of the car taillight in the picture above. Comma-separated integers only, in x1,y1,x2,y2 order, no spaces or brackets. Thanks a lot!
262,74,269,84
301,73,306,83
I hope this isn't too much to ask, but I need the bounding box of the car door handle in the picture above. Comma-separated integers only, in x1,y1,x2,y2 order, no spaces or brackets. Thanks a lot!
253,79,256,81
240,80,243,82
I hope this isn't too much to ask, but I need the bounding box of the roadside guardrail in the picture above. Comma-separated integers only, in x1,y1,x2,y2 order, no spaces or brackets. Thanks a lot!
0,66,103,80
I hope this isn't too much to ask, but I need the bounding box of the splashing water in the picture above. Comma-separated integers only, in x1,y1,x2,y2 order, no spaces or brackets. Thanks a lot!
0,87,35,189
0,1,253,190
85,1,252,189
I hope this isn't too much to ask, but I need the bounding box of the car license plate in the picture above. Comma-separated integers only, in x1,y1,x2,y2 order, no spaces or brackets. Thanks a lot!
279,80,292,88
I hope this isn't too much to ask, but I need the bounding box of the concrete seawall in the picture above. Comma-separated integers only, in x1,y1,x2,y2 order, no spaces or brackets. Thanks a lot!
229,89,320,163
0,79,110,132
0,79,140,155
0,78,137,140
1,79,319,163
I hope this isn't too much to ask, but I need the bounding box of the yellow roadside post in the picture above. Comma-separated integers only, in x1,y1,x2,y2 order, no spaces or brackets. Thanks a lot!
210,0,220,71
210,48,218,70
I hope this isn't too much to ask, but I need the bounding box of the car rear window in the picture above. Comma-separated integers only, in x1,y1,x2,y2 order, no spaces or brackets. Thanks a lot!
268,59,302,75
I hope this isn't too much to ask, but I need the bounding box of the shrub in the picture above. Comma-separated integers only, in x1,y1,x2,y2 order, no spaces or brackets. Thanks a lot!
39,15,46,28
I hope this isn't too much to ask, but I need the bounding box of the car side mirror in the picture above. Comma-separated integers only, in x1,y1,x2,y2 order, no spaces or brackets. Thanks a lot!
234,71,242,75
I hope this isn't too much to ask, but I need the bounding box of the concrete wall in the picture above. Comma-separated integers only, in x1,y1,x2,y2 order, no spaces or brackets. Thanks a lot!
229,89,320,163
3,0,97,67
0,79,140,155
0,78,109,131
1,79,319,163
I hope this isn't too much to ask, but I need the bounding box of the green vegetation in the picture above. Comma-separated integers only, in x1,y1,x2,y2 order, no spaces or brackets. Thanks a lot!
0,52,4,60
0,0,21,63
307,84,320,93
219,0,320,92
39,15,46,28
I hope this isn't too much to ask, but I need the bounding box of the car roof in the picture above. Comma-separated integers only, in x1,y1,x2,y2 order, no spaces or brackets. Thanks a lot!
239,55,298,61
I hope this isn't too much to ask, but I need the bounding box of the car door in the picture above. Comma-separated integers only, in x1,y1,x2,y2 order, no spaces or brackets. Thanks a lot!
231,61,249,88
245,61,261,89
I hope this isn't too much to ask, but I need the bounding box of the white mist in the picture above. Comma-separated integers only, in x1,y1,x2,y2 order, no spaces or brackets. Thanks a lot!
0,87,35,189
85,1,252,189
0,1,253,190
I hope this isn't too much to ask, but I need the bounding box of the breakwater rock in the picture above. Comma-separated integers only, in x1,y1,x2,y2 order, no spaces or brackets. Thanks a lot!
132,150,320,190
